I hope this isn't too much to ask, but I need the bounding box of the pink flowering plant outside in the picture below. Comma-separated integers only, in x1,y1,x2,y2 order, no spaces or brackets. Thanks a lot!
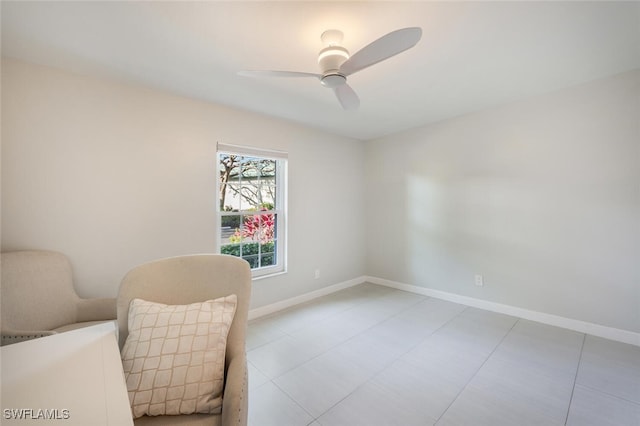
229,208,275,245
242,209,275,244
224,207,276,268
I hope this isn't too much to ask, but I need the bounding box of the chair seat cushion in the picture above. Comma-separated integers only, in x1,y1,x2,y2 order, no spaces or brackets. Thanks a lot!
121,296,237,419
134,413,220,426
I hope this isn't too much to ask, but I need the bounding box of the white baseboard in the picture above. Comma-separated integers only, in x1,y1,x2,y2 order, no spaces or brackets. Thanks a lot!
248,274,639,347
248,276,365,321
366,276,640,347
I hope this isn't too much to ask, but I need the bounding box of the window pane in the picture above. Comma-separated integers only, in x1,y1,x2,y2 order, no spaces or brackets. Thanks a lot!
239,184,263,211
220,242,277,269
258,159,276,178
219,154,240,175
240,157,261,179
226,187,274,212
243,255,259,269
220,215,242,249
244,242,260,256
260,213,276,242
221,183,241,211
221,215,241,230
234,181,276,211
260,184,276,209
260,241,275,254
219,155,241,210
261,253,275,267
220,243,240,257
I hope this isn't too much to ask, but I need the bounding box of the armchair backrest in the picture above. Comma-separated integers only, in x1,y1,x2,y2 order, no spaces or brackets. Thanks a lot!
116,254,252,363
1,250,81,331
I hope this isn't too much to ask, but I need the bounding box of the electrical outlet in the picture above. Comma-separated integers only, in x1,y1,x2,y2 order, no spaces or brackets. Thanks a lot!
474,274,484,287
314,269,320,279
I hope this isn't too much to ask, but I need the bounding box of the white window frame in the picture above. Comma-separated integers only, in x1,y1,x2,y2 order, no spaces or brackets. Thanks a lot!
216,143,287,279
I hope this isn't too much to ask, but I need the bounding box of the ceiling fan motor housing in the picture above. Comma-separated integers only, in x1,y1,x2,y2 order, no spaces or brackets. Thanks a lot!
321,73,346,88
318,45,349,75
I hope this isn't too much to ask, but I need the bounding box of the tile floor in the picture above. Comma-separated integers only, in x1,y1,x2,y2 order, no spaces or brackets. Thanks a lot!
246,283,640,426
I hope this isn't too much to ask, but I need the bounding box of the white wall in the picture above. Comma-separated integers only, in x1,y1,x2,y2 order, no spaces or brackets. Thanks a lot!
1,59,366,309
365,70,640,333
4,58,639,334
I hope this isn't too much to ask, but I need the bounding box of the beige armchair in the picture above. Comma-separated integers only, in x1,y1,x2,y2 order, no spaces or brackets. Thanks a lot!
1,250,117,346
117,254,251,426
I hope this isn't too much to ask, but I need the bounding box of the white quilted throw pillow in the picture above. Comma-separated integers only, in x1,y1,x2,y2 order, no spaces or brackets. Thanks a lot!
121,295,237,418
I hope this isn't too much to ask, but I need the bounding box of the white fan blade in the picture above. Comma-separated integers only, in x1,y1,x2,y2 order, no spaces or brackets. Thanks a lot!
339,27,422,76
333,84,360,110
238,70,321,79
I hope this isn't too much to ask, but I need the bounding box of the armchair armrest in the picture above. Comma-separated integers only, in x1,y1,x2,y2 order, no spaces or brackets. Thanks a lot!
76,297,117,322
221,352,248,426
1,329,56,346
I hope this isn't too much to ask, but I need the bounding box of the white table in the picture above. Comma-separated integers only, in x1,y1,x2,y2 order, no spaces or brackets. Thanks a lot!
1,322,133,425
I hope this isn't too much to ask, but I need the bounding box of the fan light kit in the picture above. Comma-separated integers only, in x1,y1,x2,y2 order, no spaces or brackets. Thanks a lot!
238,27,422,110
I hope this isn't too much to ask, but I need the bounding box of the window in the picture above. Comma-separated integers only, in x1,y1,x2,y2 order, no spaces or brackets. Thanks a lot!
216,143,287,278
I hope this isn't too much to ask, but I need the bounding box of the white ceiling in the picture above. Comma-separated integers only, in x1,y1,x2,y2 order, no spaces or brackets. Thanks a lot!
2,1,639,140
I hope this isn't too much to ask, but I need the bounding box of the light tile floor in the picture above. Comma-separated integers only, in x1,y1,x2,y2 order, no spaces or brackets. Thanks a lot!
246,283,640,426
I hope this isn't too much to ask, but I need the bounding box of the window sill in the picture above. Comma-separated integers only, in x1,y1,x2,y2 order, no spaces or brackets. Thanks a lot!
252,270,287,281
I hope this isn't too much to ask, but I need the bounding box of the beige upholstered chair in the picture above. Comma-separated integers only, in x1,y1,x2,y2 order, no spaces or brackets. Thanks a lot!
117,254,251,426
1,250,117,346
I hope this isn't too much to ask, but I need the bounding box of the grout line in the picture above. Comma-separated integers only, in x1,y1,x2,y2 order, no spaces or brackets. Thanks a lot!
564,333,587,425
248,286,419,380
303,293,441,421
575,383,640,407
310,300,477,423
270,378,318,422
434,316,520,425
252,285,464,414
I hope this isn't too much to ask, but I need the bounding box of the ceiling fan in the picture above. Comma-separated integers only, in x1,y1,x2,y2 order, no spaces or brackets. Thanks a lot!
238,27,422,110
